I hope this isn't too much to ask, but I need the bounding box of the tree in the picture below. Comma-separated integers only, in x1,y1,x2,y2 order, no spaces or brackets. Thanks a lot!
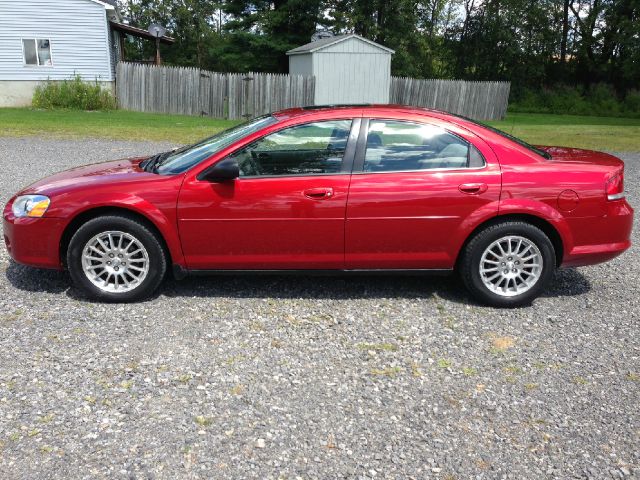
222,0,324,72
115,0,640,96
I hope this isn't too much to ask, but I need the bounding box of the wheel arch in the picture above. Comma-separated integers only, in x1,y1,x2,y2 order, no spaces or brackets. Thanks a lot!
59,206,175,268
455,213,565,268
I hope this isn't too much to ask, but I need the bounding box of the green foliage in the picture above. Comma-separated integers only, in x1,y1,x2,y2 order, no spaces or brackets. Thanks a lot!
121,0,323,73
510,84,640,118
624,90,640,114
115,0,640,111
32,76,116,111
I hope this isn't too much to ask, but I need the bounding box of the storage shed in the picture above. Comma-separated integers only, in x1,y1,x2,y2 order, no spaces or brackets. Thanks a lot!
287,34,394,105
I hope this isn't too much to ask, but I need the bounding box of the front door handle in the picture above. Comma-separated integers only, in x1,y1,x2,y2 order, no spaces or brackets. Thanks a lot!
459,183,488,195
304,187,334,199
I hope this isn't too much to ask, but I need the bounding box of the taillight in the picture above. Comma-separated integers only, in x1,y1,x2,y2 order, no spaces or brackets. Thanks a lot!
606,170,624,201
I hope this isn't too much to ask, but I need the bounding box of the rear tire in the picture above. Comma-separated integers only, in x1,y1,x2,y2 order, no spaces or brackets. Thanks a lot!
460,221,556,307
67,215,167,302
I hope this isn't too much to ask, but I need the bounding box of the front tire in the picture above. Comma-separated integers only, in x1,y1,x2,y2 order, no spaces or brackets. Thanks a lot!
460,221,556,307
67,215,167,302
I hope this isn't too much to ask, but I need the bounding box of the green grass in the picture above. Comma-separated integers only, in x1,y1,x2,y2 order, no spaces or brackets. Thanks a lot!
489,113,640,152
1,108,639,151
0,108,238,144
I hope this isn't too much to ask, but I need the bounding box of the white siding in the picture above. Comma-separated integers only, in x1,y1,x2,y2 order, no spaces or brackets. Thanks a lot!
288,54,313,76
288,36,392,105
0,0,113,81
309,37,392,105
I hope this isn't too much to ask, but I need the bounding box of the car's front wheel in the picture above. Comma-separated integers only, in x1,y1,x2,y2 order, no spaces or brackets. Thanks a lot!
67,215,167,302
460,221,556,307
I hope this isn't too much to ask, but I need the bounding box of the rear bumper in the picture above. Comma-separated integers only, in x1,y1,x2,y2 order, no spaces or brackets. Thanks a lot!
3,213,65,270
562,199,633,267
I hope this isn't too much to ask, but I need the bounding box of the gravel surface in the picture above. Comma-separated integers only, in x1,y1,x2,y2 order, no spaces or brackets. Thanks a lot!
0,136,638,479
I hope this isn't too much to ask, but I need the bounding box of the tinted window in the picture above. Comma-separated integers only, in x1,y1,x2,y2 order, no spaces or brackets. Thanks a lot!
364,120,483,172
157,115,277,174
230,120,352,177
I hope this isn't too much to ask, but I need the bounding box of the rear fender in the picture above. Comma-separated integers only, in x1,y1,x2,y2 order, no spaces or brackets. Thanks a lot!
498,198,573,255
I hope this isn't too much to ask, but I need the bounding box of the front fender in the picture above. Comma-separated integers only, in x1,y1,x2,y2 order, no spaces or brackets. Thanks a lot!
52,191,185,268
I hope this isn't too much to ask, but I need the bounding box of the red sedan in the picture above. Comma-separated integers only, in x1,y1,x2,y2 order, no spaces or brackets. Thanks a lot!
3,105,633,306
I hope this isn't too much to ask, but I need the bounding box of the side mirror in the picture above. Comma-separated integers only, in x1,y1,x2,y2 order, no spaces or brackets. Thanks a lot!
198,158,239,182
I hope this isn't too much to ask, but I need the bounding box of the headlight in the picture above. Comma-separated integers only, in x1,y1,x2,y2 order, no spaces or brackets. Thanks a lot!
11,195,51,218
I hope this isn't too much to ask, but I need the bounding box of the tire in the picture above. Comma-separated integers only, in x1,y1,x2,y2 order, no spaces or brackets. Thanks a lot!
67,215,167,302
459,221,556,308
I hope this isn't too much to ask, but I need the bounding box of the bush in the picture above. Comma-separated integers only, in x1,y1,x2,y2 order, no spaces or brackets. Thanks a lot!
543,85,589,115
32,75,116,111
622,90,640,116
509,84,640,118
587,83,621,117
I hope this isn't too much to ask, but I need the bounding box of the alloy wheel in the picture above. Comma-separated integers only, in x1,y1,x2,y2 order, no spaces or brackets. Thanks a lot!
479,235,543,297
81,231,150,293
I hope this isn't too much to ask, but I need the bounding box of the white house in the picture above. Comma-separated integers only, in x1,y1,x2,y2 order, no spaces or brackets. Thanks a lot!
287,34,394,105
0,0,173,107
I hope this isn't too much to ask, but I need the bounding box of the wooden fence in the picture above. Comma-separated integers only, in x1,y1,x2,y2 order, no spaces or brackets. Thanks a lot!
117,62,509,121
390,78,511,120
116,62,315,120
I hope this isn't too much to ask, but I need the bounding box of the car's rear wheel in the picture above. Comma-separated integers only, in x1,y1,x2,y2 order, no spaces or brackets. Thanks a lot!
460,221,556,307
67,215,167,302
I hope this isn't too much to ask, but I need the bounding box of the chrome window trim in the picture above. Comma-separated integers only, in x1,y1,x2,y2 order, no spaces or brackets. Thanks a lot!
351,164,488,175
236,172,352,179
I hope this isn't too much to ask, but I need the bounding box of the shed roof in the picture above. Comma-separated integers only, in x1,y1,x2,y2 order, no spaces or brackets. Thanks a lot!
286,34,395,56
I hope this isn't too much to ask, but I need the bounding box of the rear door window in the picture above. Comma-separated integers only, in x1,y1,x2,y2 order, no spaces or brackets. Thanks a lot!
363,120,484,172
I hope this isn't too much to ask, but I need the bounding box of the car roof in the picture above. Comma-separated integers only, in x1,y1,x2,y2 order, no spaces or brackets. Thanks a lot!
272,104,450,119
271,104,480,129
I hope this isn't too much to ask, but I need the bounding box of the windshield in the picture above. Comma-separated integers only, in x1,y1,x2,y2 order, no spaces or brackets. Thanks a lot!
156,115,278,174
452,114,551,160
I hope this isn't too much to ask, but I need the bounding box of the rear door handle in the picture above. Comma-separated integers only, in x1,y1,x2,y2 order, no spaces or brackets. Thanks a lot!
459,183,488,195
304,187,334,199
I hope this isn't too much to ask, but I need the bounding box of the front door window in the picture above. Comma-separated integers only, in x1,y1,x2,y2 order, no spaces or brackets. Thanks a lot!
229,120,353,177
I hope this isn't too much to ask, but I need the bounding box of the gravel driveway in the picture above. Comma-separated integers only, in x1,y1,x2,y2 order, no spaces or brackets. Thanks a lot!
0,137,638,479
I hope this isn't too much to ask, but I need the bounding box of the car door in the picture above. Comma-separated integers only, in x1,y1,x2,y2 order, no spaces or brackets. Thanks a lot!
345,117,501,269
177,118,360,270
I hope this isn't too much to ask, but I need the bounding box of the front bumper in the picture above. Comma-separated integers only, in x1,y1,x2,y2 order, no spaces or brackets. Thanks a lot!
3,212,65,270
562,199,634,267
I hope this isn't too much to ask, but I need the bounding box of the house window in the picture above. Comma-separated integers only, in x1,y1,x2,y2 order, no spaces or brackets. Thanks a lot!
22,39,52,66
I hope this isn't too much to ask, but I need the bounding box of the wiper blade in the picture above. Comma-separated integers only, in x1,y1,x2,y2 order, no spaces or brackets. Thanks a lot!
141,153,161,172
152,151,174,172
141,151,170,173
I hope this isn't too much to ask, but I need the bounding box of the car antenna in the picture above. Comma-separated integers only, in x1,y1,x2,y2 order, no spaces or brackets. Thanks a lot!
509,111,516,135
